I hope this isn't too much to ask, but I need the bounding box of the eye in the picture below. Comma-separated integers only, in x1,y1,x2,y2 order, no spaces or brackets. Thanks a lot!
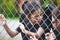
40,14,42,16
52,19,57,24
46,34,49,36
52,20,55,24
35,15,39,17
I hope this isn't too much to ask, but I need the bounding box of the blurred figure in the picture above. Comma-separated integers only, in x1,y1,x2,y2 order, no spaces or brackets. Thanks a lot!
0,0,44,40
45,28,56,40
0,0,56,40
45,6,60,40
52,6,60,40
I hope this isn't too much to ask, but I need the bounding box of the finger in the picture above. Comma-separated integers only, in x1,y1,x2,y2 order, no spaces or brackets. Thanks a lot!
33,36,38,40
30,36,33,39
30,36,34,40
0,14,2,16
19,23,25,29
2,20,6,25
0,14,4,19
19,23,23,26
0,14,2,19
0,14,4,17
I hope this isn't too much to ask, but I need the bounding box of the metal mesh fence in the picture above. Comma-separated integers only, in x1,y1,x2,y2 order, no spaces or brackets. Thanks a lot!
0,0,60,40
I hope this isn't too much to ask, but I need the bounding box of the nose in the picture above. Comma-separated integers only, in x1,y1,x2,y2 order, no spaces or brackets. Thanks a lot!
37,16,42,23
38,16,42,20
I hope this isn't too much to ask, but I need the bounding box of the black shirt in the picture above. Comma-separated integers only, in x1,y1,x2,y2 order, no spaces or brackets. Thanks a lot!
16,1,54,40
53,30,60,40
16,13,52,40
16,13,47,40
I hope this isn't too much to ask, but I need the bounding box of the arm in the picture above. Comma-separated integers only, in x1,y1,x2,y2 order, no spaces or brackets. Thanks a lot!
19,23,36,37
16,0,26,8
1,14,34,38
19,23,44,38
24,27,44,39
36,27,44,38
24,29,36,37
20,24,44,38
0,14,19,38
3,24,19,37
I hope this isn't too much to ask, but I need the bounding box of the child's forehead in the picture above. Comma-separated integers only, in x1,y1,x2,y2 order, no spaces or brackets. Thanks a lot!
31,11,41,17
32,9,41,13
22,1,41,15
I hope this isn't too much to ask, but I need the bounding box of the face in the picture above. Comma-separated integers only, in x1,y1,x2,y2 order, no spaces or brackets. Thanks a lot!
52,8,60,30
29,9,42,24
56,19,60,29
52,16,60,30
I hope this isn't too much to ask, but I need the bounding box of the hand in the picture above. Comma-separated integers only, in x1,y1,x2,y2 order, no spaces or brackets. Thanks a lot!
30,36,38,40
18,0,25,7
19,23,25,33
0,14,6,26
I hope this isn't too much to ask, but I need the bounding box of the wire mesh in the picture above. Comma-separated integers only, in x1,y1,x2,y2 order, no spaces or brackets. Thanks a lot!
0,0,60,40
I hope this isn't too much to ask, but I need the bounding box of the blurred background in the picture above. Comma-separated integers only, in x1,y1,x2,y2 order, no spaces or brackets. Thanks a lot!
0,0,60,40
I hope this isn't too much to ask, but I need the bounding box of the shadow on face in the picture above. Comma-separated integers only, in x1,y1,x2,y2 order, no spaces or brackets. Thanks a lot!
27,9,42,25
52,6,60,30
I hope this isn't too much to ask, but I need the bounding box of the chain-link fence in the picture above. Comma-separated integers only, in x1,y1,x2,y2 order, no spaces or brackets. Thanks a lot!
0,0,60,40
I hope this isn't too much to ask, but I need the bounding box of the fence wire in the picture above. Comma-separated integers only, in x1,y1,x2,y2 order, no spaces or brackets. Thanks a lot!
0,0,60,40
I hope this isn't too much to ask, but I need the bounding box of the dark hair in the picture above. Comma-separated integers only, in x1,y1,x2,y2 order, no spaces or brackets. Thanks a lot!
57,9,60,19
15,0,21,9
52,6,60,19
22,1,40,15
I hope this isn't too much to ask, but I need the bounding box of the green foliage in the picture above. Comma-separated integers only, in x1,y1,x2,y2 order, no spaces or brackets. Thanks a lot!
5,0,14,10
0,0,3,5
0,0,60,19
42,0,51,9
54,0,60,6
0,0,19,18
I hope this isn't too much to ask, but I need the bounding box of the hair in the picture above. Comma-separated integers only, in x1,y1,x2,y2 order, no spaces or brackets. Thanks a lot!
15,0,21,10
22,1,41,15
52,6,60,19
16,0,41,19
